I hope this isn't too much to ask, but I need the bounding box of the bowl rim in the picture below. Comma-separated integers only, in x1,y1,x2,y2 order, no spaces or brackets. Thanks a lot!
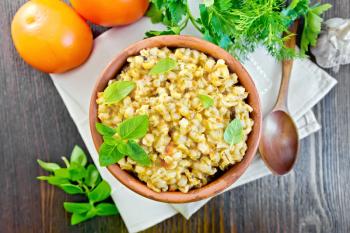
89,35,262,203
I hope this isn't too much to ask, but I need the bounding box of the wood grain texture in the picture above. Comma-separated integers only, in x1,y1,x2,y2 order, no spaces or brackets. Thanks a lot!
0,0,349,232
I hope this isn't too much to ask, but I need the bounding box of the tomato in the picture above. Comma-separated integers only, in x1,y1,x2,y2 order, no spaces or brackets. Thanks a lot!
70,0,149,27
11,0,93,73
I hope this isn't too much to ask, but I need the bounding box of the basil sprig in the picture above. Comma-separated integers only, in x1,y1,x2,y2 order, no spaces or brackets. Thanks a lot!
103,80,136,104
198,94,214,109
37,146,118,225
97,115,151,167
224,118,244,146
149,57,177,75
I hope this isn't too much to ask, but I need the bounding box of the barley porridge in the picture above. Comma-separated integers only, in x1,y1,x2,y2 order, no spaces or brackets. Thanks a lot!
97,47,254,193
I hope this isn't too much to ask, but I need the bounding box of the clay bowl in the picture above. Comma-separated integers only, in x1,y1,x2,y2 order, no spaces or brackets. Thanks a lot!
89,35,262,203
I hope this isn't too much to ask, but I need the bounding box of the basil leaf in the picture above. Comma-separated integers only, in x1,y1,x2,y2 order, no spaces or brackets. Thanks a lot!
70,145,87,167
149,58,177,75
198,94,214,108
63,202,92,214
71,209,96,225
60,184,84,195
126,140,151,166
61,156,70,167
36,176,49,181
54,168,70,179
96,123,116,137
96,203,119,216
88,180,111,203
103,81,135,104
68,164,86,181
84,164,100,188
103,136,120,145
224,118,244,146
47,176,70,186
99,143,124,167
116,141,129,155
117,115,149,140
37,159,60,172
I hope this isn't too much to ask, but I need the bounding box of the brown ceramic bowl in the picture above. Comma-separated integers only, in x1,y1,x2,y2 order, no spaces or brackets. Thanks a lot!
89,35,262,203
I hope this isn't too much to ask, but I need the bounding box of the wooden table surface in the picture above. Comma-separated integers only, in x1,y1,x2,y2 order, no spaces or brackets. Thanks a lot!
1,1,349,232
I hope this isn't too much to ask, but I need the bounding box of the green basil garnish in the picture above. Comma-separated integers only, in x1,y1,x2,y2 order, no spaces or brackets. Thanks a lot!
149,57,177,75
224,118,244,146
103,80,135,104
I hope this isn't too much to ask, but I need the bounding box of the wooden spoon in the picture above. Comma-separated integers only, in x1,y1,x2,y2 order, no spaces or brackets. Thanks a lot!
259,22,300,175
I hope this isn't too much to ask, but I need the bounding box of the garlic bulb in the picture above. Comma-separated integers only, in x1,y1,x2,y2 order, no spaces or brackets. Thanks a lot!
311,18,350,72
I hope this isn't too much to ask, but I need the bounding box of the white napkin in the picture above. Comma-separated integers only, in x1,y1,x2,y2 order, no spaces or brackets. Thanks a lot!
50,15,336,233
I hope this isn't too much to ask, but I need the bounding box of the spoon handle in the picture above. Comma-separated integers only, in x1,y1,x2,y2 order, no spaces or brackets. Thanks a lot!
275,21,299,111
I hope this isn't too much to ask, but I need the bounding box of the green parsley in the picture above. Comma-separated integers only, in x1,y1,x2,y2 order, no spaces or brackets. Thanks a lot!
149,58,178,75
224,118,244,146
300,3,332,53
145,0,331,60
96,115,151,166
37,146,118,225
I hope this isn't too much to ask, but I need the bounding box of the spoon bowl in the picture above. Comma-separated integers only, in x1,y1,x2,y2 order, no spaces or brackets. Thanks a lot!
259,110,299,175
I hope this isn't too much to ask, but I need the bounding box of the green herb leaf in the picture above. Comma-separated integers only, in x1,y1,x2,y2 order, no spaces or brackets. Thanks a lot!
146,0,188,27
145,27,180,38
47,176,70,186
168,1,187,24
37,159,60,172
61,156,70,167
103,81,136,104
126,140,151,166
203,0,214,7
224,118,244,146
36,176,49,181
98,143,124,167
54,168,70,179
60,184,84,195
146,0,331,60
146,3,164,23
103,136,120,145
116,141,129,155
84,164,100,188
63,202,92,214
36,145,117,226
71,210,96,225
88,180,111,203
300,3,332,53
70,145,87,167
198,94,214,108
68,164,86,181
96,123,117,137
96,203,119,216
115,140,151,166
149,58,177,75
117,115,149,140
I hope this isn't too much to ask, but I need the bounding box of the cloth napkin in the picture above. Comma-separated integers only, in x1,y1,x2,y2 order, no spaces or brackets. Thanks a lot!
50,15,336,233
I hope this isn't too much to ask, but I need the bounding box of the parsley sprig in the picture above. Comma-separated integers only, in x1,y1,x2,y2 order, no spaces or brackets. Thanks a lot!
96,115,152,167
37,146,118,225
146,0,331,60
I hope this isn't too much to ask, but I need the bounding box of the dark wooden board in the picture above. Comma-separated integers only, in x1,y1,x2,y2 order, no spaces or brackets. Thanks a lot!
0,0,349,232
